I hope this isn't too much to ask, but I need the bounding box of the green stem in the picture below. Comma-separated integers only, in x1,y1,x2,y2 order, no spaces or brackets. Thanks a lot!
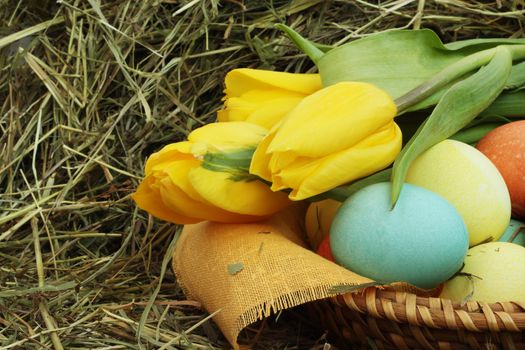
391,45,513,206
395,49,495,113
509,45,525,60
395,45,525,113
275,24,324,64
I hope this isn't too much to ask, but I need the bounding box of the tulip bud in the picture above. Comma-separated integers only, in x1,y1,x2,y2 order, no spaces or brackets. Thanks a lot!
217,68,322,129
250,82,402,200
132,122,291,224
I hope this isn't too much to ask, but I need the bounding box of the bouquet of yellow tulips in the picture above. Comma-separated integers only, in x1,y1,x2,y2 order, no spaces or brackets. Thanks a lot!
134,25,525,221
131,25,525,348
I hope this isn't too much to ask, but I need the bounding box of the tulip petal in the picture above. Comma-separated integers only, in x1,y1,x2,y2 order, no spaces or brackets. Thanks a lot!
145,141,193,175
132,175,200,224
270,156,318,192
218,90,292,122
249,131,275,182
218,92,304,129
268,82,397,158
269,150,299,174
244,97,303,129
217,97,253,122
188,122,268,155
189,166,291,216
162,160,258,223
224,68,322,97
162,158,203,201
274,122,402,200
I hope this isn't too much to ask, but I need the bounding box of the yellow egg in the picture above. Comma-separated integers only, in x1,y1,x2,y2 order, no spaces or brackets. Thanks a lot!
406,139,511,246
440,242,525,303
305,199,341,250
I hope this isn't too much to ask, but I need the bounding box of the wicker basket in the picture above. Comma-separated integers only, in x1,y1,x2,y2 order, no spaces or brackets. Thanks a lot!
309,287,525,350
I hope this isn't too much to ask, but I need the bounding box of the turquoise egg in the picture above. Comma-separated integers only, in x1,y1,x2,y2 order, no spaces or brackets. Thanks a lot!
330,182,469,289
498,219,525,246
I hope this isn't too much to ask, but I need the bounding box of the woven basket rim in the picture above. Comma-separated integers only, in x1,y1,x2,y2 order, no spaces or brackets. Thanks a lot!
332,287,525,333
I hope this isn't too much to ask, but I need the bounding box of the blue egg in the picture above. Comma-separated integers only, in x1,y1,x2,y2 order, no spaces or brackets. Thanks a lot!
330,182,469,289
498,219,525,246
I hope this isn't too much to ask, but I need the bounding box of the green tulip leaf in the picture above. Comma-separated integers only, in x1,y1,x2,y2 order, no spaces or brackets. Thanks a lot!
278,25,525,113
316,29,525,102
481,91,525,118
318,29,464,99
467,114,511,127
507,61,525,90
390,46,513,205
275,23,324,64
444,38,525,52
449,123,504,144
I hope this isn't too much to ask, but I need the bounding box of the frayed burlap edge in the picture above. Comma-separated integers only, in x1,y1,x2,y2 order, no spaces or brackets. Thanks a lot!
172,205,378,348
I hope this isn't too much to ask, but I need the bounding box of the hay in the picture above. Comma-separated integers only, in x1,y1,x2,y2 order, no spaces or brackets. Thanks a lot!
0,0,523,349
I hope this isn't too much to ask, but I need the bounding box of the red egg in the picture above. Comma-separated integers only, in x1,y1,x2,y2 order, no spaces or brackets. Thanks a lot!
316,235,335,262
477,120,525,219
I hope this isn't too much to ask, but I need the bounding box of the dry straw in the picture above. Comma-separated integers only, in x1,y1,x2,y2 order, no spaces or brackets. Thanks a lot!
1,0,524,349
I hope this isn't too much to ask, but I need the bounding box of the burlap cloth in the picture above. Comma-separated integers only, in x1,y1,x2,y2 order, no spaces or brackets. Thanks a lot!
172,204,426,348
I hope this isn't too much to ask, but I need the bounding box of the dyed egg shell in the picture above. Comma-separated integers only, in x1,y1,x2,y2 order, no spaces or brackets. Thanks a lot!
476,120,525,219
316,235,335,262
406,139,511,246
440,242,525,303
305,199,341,250
498,219,525,246
330,182,468,289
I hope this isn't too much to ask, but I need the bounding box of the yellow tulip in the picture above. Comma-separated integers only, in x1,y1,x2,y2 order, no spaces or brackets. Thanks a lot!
250,82,402,200
132,122,291,224
217,68,322,129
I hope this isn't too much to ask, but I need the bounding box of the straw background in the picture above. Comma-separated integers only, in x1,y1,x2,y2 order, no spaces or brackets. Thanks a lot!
1,1,524,349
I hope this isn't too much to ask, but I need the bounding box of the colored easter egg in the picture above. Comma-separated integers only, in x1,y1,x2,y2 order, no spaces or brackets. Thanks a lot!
440,242,525,303
330,182,468,289
406,139,511,246
316,235,335,262
476,120,525,219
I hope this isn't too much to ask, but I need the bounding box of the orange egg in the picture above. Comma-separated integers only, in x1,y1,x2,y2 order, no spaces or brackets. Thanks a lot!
316,235,335,262
477,120,525,219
